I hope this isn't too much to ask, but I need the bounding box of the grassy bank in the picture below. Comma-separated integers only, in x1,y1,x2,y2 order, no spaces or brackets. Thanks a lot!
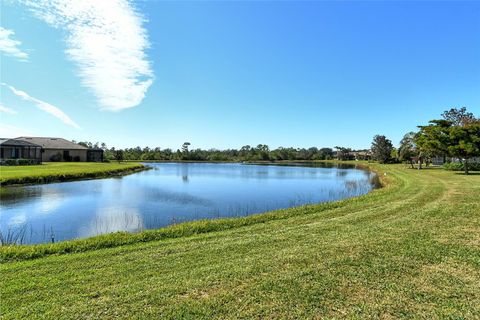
0,162,145,186
1,164,479,318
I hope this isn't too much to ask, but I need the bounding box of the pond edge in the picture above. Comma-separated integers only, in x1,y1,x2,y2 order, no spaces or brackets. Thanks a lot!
0,161,389,263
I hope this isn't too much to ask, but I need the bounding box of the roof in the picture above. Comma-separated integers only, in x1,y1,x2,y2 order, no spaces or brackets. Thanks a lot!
0,138,41,147
15,137,88,150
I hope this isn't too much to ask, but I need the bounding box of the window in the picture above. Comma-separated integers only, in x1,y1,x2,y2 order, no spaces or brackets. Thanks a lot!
12,148,20,159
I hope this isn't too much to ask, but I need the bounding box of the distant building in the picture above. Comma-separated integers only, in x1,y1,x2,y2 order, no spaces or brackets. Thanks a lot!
0,137,103,164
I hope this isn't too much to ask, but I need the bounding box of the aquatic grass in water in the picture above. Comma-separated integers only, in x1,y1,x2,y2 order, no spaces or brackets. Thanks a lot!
0,225,28,245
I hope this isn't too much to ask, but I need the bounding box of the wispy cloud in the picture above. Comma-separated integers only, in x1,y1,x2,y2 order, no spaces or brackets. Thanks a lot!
0,27,29,61
23,0,154,111
0,103,18,115
1,83,80,129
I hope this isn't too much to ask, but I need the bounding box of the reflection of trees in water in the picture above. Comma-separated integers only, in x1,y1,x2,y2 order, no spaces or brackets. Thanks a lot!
336,170,349,177
181,163,189,183
163,163,364,181
0,186,43,205
144,187,212,206
253,162,356,170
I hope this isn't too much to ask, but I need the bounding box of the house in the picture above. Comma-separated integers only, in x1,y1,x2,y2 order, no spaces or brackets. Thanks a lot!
14,137,104,162
0,138,42,164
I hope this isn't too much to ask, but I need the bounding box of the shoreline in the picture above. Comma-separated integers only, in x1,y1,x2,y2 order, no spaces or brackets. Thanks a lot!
0,161,388,262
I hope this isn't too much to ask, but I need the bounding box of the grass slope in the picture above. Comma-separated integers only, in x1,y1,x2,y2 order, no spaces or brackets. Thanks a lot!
1,164,479,319
0,162,144,186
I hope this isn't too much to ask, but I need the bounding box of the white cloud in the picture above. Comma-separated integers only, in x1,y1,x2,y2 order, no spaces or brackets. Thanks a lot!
0,27,29,61
1,83,80,129
23,0,154,111
0,103,17,115
0,123,33,138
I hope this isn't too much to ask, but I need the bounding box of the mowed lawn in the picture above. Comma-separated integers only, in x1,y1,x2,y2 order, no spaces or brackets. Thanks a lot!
1,164,479,319
0,162,143,185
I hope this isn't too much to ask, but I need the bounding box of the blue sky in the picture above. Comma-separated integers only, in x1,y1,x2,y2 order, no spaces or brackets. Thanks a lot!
1,1,479,150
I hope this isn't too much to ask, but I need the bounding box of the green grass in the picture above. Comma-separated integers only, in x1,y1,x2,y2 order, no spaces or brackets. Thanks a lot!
0,162,145,186
1,163,479,319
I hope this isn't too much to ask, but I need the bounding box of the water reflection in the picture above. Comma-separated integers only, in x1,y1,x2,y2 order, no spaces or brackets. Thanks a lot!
80,207,144,238
143,187,213,206
0,163,378,244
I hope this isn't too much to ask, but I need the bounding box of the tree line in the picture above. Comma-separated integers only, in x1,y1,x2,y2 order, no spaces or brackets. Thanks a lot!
76,107,479,174
75,141,370,163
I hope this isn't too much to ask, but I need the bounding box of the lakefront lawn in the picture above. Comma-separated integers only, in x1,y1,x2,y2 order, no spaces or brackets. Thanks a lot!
0,162,145,186
1,163,479,319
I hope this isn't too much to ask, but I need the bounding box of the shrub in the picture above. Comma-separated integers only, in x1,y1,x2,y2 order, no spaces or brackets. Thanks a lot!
73,156,81,162
443,162,480,171
17,159,31,165
4,159,18,165
50,153,62,162
1,159,39,166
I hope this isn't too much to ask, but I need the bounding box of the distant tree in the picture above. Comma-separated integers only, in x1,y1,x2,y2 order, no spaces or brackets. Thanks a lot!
114,150,124,163
390,148,398,162
307,147,318,160
398,132,418,168
318,147,334,160
335,146,352,161
77,141,90,148
181,142,191,160
181,142,191,153
371,135,393,163
255,144,270,161
415,120,452,169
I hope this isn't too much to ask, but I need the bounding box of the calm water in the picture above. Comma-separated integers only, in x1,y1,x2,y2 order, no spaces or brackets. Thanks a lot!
0,162,378,244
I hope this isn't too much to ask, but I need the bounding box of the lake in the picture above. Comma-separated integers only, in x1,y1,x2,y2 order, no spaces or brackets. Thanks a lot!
0,162,379,244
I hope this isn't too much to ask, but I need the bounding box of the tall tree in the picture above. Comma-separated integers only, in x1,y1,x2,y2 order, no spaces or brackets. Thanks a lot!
415,120,452,169
398,132,418,168
114,150,124,163
442,107,476,127
371,135,393,164
447,122,480,174
416,108,479,174
181,142,191,153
